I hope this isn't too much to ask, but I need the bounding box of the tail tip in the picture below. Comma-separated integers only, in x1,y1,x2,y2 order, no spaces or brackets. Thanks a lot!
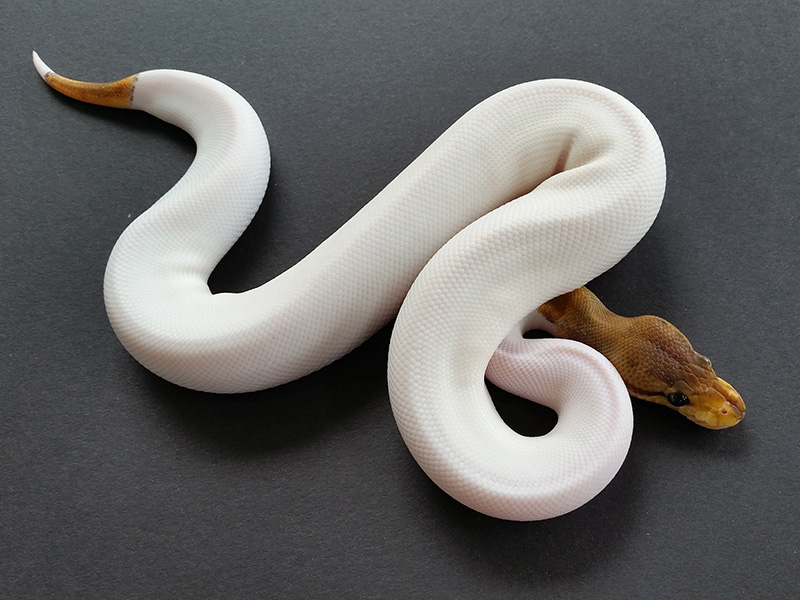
32,50,53,81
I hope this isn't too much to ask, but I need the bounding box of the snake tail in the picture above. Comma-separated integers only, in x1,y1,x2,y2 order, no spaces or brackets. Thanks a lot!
33,51,136,109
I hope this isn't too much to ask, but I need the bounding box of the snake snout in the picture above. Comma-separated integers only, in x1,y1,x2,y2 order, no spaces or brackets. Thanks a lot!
710,376,746,426
677,375,745,429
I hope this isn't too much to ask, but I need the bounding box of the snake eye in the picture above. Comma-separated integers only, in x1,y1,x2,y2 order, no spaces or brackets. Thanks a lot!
667,392,690,407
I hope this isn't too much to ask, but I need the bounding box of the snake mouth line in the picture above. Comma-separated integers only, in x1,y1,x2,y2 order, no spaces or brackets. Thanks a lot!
680,404,743,430
623,385,744,430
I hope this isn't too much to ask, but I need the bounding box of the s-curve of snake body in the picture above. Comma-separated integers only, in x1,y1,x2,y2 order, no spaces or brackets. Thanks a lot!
33,52,745,521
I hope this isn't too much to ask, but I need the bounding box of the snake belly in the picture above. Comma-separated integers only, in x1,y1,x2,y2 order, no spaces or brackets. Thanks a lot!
35,57,666,520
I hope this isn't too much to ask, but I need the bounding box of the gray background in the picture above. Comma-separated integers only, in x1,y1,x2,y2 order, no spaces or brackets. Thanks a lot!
2,1,798,598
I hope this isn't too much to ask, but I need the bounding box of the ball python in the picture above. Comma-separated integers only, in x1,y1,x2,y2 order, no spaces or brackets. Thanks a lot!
33,52,744,521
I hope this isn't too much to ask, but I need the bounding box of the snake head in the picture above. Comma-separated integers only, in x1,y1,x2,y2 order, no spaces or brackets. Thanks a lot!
660,352,746,429
605,314,746,429
621,317,746,429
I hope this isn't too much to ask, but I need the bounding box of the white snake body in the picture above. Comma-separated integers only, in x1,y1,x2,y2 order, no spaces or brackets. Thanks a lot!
36,57,666,520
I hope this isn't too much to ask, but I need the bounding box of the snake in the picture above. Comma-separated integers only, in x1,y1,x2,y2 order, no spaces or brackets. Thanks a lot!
33,52,745,521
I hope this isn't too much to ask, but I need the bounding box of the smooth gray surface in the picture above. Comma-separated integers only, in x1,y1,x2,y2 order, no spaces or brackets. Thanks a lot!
2,2,798,598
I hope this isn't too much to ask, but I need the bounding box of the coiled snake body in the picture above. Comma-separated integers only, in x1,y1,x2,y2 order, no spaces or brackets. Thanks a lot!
33,53,744,520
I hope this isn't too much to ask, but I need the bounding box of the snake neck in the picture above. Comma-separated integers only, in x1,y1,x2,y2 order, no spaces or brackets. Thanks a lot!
537,287,626,350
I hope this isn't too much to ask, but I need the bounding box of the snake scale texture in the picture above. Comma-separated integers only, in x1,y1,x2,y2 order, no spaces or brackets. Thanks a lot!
34,53,667,520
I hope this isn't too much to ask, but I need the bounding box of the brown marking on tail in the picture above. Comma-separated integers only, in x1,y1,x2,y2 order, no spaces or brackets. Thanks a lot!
33,52,137,109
